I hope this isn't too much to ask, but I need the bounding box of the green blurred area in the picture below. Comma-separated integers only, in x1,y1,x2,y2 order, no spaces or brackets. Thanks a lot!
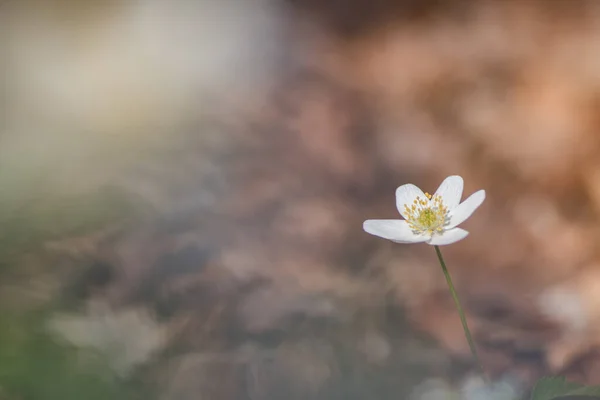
0,167,147,399
0,177,133,267
0,312,143,400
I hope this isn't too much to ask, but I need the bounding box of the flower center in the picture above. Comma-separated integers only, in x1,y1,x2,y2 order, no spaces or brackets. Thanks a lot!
403,192,449,234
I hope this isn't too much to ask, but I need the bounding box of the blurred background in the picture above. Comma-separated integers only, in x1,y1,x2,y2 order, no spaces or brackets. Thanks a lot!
2,0,600,398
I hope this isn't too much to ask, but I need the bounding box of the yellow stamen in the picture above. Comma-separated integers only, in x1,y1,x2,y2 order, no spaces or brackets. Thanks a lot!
404,194,449,235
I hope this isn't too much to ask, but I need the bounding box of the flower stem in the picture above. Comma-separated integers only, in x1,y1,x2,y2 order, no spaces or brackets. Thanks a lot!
434,245,488,382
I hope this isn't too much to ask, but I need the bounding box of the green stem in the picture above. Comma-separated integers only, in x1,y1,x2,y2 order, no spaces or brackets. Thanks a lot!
434,245,488,382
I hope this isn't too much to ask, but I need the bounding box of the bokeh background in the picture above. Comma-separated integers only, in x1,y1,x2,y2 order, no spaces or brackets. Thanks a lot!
2,0,600,398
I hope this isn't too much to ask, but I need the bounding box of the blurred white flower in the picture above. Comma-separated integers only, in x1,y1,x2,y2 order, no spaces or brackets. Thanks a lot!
461,375,522,400
363,175,485,246
47,303,165,378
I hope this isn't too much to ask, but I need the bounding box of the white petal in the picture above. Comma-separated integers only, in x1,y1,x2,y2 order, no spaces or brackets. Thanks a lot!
434,175,464,209
447,190,486,229
427,228,469,245
363,220,428,243
396,184,427,218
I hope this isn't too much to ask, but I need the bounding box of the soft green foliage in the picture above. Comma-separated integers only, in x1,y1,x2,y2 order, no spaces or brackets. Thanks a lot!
0,312,144,400
0,166,148,399
0,182,137,268
531,377,600,400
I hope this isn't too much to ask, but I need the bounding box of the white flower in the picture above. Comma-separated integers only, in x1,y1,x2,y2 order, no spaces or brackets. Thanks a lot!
363,175,485,246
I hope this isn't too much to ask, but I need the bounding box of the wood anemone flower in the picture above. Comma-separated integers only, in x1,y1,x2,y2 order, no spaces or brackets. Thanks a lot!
363,175,485,246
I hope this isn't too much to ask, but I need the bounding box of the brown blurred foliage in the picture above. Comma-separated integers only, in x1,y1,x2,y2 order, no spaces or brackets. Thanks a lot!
4,0,600,398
